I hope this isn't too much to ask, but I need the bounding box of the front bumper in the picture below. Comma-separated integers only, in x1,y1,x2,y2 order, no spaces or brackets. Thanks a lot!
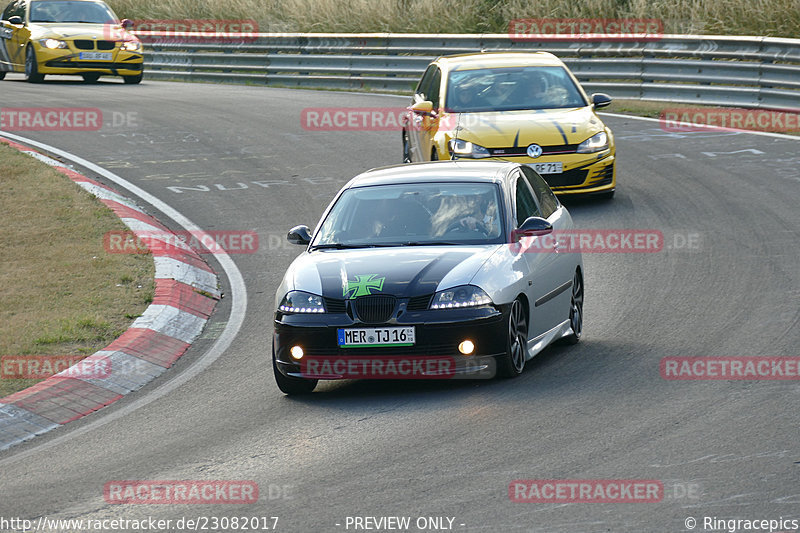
273,305,508,380
476,151,615,195
35,44,143,75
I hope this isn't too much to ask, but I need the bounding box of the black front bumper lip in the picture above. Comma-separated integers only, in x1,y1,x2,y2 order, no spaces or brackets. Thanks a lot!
274,307,507,380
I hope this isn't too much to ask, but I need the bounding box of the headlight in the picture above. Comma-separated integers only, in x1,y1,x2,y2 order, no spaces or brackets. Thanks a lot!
278,291,325,313
120,40,142,52
430,285,493,309
576,131,609,153
448,139,491,159
40,39,68,49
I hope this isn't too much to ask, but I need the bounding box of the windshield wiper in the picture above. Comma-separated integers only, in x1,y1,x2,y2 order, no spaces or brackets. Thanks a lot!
310,243,396,250
401,241,465,246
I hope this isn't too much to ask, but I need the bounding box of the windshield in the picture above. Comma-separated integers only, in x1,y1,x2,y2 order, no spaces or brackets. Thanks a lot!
312,182,505,248
30,0,117,23
446,66,587,112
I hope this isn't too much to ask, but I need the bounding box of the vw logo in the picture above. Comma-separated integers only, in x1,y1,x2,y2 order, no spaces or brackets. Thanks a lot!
526,144,543,158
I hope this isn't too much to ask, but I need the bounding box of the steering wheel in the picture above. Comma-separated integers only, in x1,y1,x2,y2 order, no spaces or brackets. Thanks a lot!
444,218,490,236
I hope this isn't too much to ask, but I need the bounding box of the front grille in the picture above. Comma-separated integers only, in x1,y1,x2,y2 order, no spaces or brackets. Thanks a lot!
546,169,589,188
593,175,614,187
589,163,614,187
489,144,579,157
407,294,432,311
323,298,347,314
73,39,94,50
97,40,115,50
353,295,396,323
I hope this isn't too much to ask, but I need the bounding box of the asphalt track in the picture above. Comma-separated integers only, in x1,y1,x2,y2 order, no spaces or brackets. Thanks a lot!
0,75,798,533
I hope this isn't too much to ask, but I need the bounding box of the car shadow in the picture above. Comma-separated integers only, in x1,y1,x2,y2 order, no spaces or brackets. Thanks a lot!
279,337,653,408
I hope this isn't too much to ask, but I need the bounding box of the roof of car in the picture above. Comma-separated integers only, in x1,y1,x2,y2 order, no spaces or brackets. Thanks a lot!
347,161,519,188
435,52,565,70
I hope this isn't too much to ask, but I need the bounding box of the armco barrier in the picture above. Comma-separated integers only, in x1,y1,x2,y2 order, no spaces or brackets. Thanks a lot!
138,33,800,111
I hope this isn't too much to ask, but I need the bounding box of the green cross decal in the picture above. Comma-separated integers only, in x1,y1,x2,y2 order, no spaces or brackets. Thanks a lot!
343,274,385,299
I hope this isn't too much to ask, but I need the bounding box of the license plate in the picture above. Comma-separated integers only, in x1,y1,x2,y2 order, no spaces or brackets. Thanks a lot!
527,162,563,175
79,52,112,60
338,327,415,347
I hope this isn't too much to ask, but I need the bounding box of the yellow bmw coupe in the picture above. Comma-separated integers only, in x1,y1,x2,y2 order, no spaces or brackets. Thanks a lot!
0,0,142,83
403,52,616,198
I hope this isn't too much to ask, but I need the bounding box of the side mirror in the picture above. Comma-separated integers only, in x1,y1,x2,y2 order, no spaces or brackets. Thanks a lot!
8,16,23,25
287,225,311,245
121,18,134,29
410,100,435,116
512,216,553,241
591,93,612,109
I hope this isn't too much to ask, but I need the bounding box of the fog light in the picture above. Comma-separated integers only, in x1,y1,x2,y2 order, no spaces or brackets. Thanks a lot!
290,345,304,360
458,340,475,355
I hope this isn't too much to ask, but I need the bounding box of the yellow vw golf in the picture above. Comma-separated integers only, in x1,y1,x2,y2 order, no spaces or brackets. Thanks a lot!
403,52,616,198
0,0,143,83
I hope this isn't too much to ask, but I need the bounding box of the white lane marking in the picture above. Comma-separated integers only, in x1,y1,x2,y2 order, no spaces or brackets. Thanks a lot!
0,131,247,467
599,111,800,141
701,149,766,157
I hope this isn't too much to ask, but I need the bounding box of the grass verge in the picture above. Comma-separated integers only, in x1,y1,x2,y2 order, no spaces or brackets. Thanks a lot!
106,0,800,39
0,142,154,398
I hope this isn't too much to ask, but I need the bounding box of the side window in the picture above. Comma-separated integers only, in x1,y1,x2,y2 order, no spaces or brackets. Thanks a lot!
415,65,436,100
521,166,559,218
428,67,441,109
2,1,16,20
515,173,541,226
415,65,441,107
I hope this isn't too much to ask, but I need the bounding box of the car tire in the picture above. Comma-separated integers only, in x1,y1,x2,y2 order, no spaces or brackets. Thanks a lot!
123,73,143,84
0,71,6,81
497,298,528,378
272,345,317,395
82,73,100,83
25,46,44,83
561,269,583,345
402,130,411,163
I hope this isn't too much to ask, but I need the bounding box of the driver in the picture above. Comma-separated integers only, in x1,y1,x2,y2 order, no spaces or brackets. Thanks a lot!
458,192,498,235
515,72,567,108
